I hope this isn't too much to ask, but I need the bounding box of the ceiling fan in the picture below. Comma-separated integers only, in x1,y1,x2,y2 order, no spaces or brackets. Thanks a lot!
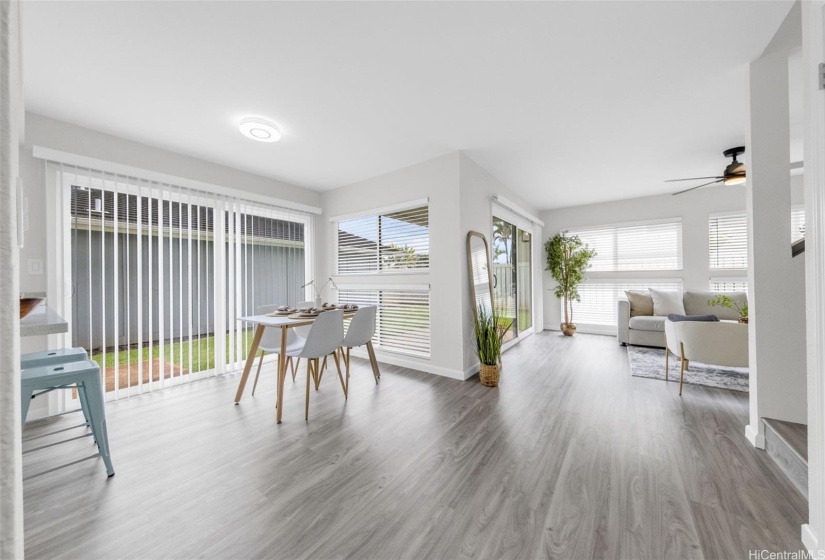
667,146,746,196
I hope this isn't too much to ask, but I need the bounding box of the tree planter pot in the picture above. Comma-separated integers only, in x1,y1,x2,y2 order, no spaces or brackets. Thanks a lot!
561,323,577,336
479,363,501,387
738,317,749,324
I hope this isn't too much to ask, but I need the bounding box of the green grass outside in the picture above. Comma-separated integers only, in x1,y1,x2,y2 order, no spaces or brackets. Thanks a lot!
91,330,255,372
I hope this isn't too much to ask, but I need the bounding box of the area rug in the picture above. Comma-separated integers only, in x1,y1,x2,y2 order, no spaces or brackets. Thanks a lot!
626,345,749,393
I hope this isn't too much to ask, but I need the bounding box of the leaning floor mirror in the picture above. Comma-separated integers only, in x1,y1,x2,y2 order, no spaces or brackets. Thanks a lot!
467,231,494,321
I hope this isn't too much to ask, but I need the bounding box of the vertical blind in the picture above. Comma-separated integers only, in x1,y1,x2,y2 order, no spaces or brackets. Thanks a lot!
571,280,683,326
53,162,312,400
709,213,748,269
337,205,429,273
565,219,683,271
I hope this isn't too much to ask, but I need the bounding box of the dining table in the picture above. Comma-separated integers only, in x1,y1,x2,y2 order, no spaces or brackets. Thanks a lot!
234,311,355,423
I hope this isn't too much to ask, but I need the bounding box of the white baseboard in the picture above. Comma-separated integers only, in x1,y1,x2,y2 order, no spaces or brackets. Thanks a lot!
802,524,819,553
746,424,766,449
347,347,470,380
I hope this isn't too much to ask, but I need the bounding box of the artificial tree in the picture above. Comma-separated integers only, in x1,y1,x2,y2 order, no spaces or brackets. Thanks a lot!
545,232,596,335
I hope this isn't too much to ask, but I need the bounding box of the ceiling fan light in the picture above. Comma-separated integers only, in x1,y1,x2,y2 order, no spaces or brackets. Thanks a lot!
725,175,746,186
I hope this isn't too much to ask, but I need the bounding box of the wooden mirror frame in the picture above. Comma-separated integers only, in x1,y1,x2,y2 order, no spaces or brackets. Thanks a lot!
467,230,495,323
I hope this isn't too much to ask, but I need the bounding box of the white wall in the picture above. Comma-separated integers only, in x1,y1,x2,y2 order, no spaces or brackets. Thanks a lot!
318,152,465,378
458,153,542,372
745,2,807,440
318,151,542,379
539,176,804,333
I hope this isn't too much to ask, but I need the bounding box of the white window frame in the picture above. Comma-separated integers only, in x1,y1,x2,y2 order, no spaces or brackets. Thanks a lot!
330,198,430,277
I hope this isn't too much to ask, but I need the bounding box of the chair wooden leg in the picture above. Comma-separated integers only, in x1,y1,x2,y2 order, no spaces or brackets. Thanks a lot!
251,351,265,396
293,358,301,382
332,350,347,398
305,359,313,420
289,357,297,382
343,347,350,396
366,341,380,384
679,342,686,396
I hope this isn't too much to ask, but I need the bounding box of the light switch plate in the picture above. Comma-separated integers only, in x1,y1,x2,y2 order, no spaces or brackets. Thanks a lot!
27,259,43,275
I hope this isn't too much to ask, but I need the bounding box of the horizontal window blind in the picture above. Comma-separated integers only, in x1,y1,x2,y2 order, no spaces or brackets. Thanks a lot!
710,278,748,292
338,288,430,358
337,205,429,274
709,213,747,269
566,219,682,271
52,162,311,401
792,207,805,243
569,280,683,326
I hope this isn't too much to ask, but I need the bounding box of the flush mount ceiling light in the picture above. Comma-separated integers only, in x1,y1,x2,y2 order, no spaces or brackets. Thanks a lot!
239,117,281,143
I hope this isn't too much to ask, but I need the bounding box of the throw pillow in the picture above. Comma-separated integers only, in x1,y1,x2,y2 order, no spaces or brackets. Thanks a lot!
649,288,686,316
666,314,720,322
624,290,654,317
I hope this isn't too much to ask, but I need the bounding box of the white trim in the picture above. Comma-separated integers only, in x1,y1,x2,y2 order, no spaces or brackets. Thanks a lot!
492,193,544,227
328,197,429,222
804,0,825,549
32,146,323,214
745,424,766,449
348,346,469,380
802,524,819,553
335,283,430,291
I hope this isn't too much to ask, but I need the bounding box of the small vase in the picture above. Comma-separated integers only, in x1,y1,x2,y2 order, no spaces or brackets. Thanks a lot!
739,316,749,324
479,363,501,387
561,323,577,336
315,296,323,307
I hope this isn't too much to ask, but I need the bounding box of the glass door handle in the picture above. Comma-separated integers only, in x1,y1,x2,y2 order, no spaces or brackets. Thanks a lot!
493,275,497,288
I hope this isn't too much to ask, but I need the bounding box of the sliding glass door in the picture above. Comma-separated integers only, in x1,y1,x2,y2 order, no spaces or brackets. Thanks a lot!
50,162,313,403
492,215,532,346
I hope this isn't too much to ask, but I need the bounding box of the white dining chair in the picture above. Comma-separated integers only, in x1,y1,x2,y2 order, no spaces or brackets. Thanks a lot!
340,305,380,397
285,309,346,420
290,300,315,376
251,304,305,395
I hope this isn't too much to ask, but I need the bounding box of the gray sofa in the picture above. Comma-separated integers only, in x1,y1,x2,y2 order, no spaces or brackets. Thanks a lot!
617,290,746,347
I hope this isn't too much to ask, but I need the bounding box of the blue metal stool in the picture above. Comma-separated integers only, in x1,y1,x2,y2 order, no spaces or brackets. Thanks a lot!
21,348,91,426
21,360,115,477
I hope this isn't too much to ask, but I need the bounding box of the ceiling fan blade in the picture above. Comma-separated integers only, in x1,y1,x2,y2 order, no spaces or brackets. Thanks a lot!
672,179,723,196
665,176,724,183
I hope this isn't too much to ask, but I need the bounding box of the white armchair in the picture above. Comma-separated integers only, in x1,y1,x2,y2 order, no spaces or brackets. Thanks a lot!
664,319,749,395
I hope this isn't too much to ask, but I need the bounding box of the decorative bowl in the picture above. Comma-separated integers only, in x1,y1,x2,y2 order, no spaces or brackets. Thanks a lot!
20,297,44,319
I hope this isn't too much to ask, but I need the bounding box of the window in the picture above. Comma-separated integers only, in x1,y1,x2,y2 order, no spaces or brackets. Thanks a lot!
792,207,805,242
568,219,682,272
337,288,430,358
333,201,431,359
337,205,429,274
709,213,747,269
572,280,683,326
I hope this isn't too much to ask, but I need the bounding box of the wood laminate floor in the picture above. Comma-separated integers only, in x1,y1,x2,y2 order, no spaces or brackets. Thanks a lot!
22,333,807,560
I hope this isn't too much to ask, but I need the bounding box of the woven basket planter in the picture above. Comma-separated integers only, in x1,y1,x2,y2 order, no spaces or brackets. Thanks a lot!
479,363,501,387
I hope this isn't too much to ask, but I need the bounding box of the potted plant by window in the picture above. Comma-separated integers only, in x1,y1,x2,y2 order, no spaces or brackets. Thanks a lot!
473,305,510,387
545,232,596,336
708,294,749,324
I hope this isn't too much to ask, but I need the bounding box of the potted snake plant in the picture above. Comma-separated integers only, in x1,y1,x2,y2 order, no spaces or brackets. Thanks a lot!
473,305,511,387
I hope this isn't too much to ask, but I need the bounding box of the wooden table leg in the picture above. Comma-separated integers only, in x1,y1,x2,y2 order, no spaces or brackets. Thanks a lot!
276,326,288,423
235,324,265,403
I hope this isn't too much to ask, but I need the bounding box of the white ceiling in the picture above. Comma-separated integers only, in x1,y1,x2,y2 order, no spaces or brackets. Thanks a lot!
21,1,796,210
